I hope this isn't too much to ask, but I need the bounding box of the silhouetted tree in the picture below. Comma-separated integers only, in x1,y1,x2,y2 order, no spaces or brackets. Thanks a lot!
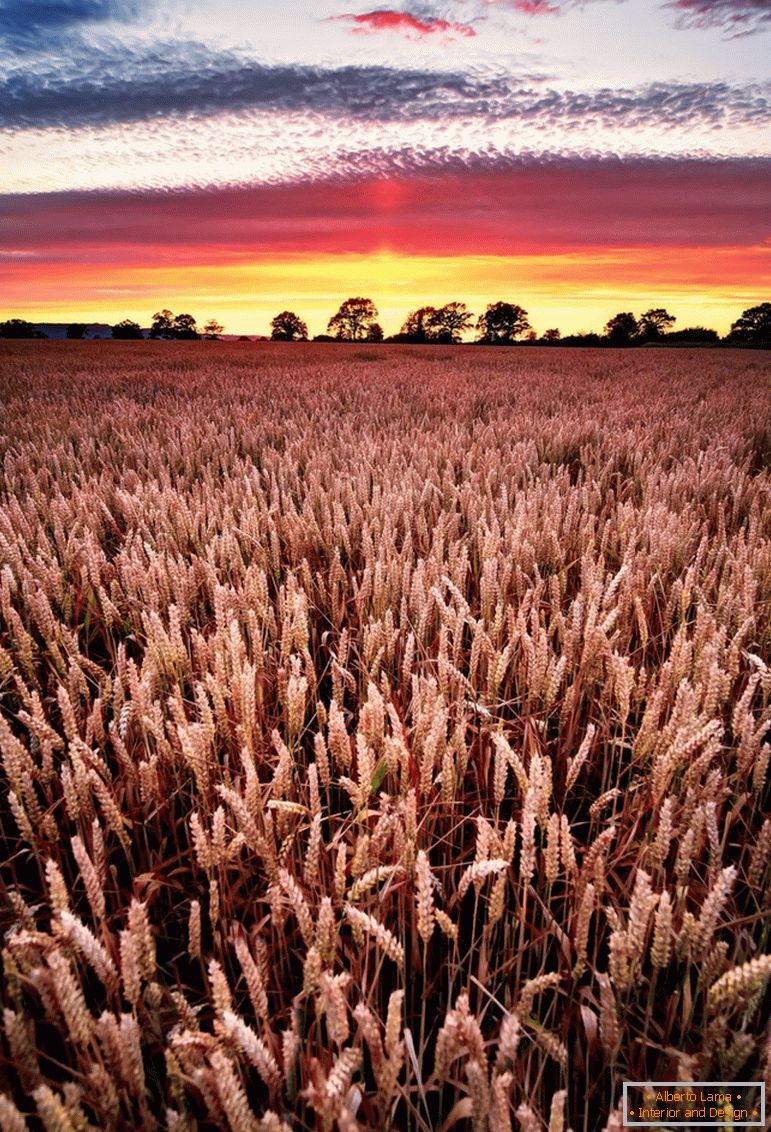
149,310,199,339
604,312,640,346
366,323,384,342
0,318,38,338
150,310,175,339
400,306,438,343
639,308,675,341
173,313,199,340
66,323,88,339
327,297,379,341
112,319,144,340
562,332,602,347
728,302,771,348
432,302,473,343
543,328,561,341
476,302,531,344
271,311,308,341
667,327,719,344
202,319,224,340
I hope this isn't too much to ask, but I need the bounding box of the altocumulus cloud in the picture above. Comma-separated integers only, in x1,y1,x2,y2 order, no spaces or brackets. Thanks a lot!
0,0,143,47
0,43,768,133
0,48,505,128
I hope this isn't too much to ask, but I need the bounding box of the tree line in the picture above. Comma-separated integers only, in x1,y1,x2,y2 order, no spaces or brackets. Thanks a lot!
2,300,769,347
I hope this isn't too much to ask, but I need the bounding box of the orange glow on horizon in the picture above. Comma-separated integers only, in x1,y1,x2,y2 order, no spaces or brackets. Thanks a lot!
2,246,767,337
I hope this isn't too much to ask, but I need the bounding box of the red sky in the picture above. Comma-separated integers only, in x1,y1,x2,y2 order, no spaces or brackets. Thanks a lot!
2,160,768,335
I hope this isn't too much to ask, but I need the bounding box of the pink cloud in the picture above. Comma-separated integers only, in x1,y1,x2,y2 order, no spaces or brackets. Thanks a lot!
667,0,771,33
332,9,476,38
510,0,560,14
504,0,770,29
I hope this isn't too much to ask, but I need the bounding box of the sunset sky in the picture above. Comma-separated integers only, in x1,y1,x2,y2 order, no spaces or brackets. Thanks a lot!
1,0,769,336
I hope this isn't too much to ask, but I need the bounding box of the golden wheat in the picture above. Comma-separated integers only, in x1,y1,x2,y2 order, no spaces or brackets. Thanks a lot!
0,341,768,1131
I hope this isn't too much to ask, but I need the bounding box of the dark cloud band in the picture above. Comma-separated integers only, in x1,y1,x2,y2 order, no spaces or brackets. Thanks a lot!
0,45,768,132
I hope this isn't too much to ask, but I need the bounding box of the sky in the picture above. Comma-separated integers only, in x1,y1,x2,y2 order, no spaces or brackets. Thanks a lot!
0,0,769,337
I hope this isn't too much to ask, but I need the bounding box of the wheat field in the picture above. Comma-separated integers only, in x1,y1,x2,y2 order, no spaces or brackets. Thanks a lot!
0,341,769,1132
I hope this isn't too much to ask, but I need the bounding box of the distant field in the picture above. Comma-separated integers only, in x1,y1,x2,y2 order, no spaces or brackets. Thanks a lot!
0,342,769,1132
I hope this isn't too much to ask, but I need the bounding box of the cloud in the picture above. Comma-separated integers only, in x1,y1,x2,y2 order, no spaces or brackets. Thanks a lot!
510,0,560,13
0,0,142,47
0,43,768,134
332,8,476,37
485,0,770,33
665,0,771,33
2,156,768,262
0,48,502,129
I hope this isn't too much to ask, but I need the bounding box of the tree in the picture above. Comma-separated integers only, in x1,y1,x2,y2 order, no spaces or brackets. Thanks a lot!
400,306,438,343
202,319,224,340
639,308,675,341
150,310,172,338
327,297,379,341
667,327,719,344
149,310,199,339
562,332,602,347
271,311,308,341
0,318,37,338
366,322,384,342
150,310,175,339
432,302,473,343
66,323,88,339
476,302,531,344
112,319,144,340
543,328,561,341
728,302,771,348
604,312,640,346
173,313,199,340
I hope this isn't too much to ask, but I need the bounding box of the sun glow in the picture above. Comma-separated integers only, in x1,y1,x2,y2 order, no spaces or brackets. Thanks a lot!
3,247,767,337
